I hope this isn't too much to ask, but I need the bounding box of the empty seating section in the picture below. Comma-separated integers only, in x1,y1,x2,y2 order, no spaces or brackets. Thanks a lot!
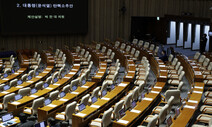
0,39,209,127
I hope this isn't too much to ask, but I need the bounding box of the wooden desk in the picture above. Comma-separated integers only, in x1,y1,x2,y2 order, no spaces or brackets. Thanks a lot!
92,62,107,82
72,82,130,127
0,117,20,127
7,66,79,115
37,82,96,122
113,82,165,127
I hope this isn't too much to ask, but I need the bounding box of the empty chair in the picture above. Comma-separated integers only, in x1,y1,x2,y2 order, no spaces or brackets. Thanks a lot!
138,115,158,127
130,48,136,56
112,100,125,120
115,41,120,48
167,54,174,64
45,76,52,85
158,104,169,124
9,79,18,87
153,96,175,114
90,108,113,127
106,49,112,57
192,117,212,127
52,72,59,83
193,52,201,61
35,81,44,90
90,87,100,101
171,58,178,66
0,93,15,109
120,43,126,51
55,101,77,124
70,78,80,91
79,74,86,86
99,82,108,97
55,49,60,57
143,42,150,49
18,87,31,97
124,92,133,110
28,70,35,79
49,90,59,100
132,39,138,45
149,44,155,51
125,45,131,53
62,85,70,94
96,44,101,51
200,58,210,70
21,74,28,82
168,71,185,85
80,49,85,57
164,90,181,105
24,97,45,115
101,46,107,53
131,50,140,61
132,87,139,101
75,46,81,53
154,46,159,56
138,40,144,47
198,55,206,63
76,94,90,111
105,52,115,63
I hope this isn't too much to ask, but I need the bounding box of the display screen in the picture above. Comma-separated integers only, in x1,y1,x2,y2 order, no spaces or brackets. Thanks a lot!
0,0,88,35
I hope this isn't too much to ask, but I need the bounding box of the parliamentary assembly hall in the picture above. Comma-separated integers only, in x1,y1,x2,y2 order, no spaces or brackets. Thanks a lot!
0,0,212,127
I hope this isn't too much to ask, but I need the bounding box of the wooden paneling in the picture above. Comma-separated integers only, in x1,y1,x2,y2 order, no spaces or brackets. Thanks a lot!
0,0,211,51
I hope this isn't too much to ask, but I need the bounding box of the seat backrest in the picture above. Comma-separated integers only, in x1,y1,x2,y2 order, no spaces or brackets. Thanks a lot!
49,90,59,100
107,49,112,56
167,96,175,113
84,51,89,58
115,59,120,67
147,115,158,127
21,74,28,82
124,92,132,110
4,68,11,74
144,42,150,49
45,76,52,85
177,66,183,75
179,71,185,80
58,51,63,58
28,70,35,78
3,93,15,109
65,101,77,120
91,87,100,98
203,58,210,67
115,41,120,47
80,49,85,56
80,94,90,106
177,81,184,91
34,66,39,76
198,55,206,63
113,100,124,120
32,97,45,115
52,72,59,83
138,83,145,95
79,74,86,86
154,46,159,54
168,54,173,62
87,55,91,62
70,78,80,91
138,40,144,47
132,39,138,45
102,108,113,127
120,43,126,50
35,81,44,90
208,62,212,71
101,46,107,53
132,87,139,101
101,81,108,93
175,62,181,70
10,79,18,87
149,44,155,51
125,45,131,52
110,52,115,60
134,50,140,58
62,85,70,94
96,44,101,50
171,58,178,66
193,52,200,60
55,49,60,56
18,87,31,96
165,90,181,105
76,46,81,53
130,48,136,55
158,104,168,124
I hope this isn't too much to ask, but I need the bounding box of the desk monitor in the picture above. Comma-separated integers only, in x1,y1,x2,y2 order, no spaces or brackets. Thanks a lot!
91,96,97,104
131,100,136,109
35,121,47,127
166,116,173,127
43,83,49,88
28,75,32,80
111,84,115,90
35,71,39,76
119,108,126,118
17,80,23,85
72,85,77,91
11,69,15,74
102,90,107,97
82,79,86,85
44,98,52,106
3,73,8,78
54,78,58,83
2,113,13,122
3,85,10,91
31,88,37,94
78,103,86,112
15,94,23,101
59,91,66,98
